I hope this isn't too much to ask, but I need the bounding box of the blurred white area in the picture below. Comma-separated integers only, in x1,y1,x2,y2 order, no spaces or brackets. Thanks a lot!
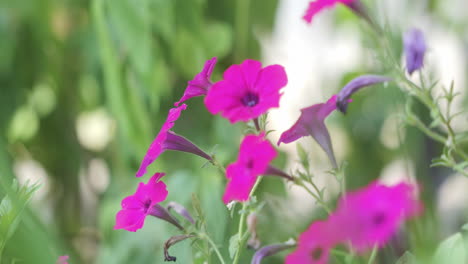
13,158,53,223
438,173,468,235
261,0,468,215
76,108,116,152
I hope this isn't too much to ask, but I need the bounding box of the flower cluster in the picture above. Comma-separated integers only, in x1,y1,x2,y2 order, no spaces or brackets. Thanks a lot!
113,2,430,263
286,182,422,263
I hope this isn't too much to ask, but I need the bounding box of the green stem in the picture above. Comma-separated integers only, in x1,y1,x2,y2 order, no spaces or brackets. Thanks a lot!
367,246,378,264
232,177,263,264
199,233,226,264
297,180,331,214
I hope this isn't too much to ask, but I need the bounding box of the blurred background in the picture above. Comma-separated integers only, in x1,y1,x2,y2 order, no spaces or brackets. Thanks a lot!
1,0,468,263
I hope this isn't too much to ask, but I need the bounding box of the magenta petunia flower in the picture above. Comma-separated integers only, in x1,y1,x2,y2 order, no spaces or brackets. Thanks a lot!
204,59,288,123
285,221,338,264
278,95,344,168
303,0,355,24
114,173,169,232
175,57,217,106
56,256,69,264
404,28,426,75
331,181,422,252
136,104,211,177
222,133,277,204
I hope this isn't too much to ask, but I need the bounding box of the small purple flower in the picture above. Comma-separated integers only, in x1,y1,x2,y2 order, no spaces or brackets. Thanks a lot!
175,57,217,106
278,95,342,168
404,28,426,75
336,75,392,113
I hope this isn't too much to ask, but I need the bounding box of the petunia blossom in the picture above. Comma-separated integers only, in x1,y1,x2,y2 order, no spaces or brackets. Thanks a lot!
303,0,354,24
174,57,217,106
278,95,345,168
331,181,422,252
285,221,338,264
115,173,182,232
404,28,426,75
336,75,392,113
204,59,288,123
222,134,277,204
56,256,69,264
136,104,211,177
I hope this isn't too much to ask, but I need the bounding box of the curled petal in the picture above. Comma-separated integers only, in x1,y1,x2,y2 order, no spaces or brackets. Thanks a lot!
175,57,217,106
278,95,339,168
252,242,295,264
336,75,391,113
136,104,187,177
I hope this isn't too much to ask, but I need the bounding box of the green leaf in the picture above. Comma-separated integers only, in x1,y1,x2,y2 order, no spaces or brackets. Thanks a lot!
431,233,467,264
395,251,418,264
0,180,39,257
228,234,240,259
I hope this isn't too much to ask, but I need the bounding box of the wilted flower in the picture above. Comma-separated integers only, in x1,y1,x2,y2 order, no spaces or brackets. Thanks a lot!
115,173,182,232
136,104,211,177
223,133,277,204
278,95,343,168
252,241,295,264
285,221,337,264
331,181,422,252
175,57,217,106
336,75,392,113
204,59,287,123
56,256,69,264
404,28,426,75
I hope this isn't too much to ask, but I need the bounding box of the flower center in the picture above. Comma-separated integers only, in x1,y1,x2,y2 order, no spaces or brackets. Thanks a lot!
246,159,254,169
143,200,152,213
310,247,323,260
372,212,386,226
241,92,259,107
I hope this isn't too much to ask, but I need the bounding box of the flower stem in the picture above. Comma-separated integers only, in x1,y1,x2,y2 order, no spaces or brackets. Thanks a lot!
232,177,263,264
367,246,378,264
198,233,226,264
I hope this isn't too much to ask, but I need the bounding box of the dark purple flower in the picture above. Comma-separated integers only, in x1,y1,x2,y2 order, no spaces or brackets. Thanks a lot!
278,95,341,168
336,75,392,113
404,28,426,75
175,57,217,106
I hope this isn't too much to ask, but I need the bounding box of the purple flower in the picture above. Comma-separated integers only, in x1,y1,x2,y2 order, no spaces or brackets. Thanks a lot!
285,221,337,264
175,57,217,106
404,28,426,75
136,104,211,178
331,181,423,252
223,133,277,204
114,173,168,232
336,75,392,113
204,59,288,123
278,95,342,168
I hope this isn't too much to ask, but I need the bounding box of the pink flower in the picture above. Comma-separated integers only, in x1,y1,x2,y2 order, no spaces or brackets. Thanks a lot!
331,181,422,252
303,0,355,24
285,221,337,264
56,256,69,264
222,134,277,204
114,173,168,232
175,57,217,106
136,104,211,177
204,59,287,123
278,95,343,168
